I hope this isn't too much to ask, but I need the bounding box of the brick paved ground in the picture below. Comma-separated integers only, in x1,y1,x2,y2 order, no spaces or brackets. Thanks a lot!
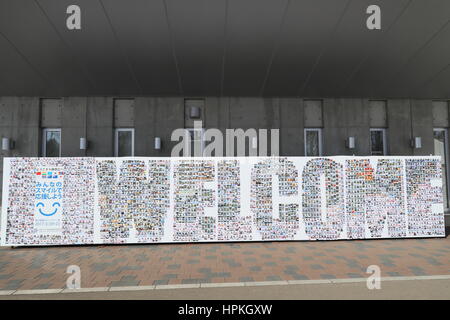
0,235,449,290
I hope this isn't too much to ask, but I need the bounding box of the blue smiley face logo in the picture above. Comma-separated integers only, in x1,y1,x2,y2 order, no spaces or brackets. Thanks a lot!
36,202,60,216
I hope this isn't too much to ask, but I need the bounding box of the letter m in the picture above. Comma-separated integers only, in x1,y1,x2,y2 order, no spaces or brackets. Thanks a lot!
345,159,405,239
226,128,258,156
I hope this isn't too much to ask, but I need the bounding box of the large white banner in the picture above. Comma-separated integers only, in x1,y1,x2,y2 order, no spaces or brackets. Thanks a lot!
1,156,446,246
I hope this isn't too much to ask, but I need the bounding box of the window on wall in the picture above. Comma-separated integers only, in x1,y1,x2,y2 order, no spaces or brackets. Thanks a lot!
370,128,387,155
434,128,449,208
42,128,61,157
115,128,134,157
304,128,322,156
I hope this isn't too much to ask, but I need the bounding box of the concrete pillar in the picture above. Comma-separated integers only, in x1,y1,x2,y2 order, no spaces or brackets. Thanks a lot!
226,97,280,156
279,98,303,156
387,99,412,155
86,97,114,157
411,99,434,156
323,98,369,156
61,97,87,157
135,97,183,156
0,97,40,199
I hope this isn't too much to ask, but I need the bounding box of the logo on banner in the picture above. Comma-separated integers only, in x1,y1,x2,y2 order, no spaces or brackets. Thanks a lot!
34,168,64,235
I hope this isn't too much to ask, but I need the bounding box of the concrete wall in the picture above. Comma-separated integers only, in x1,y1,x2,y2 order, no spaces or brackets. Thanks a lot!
0,96,440,158
0,96,443,188
0,97,40,181
1,96,449,225
135,97,184,156
323,98,371,156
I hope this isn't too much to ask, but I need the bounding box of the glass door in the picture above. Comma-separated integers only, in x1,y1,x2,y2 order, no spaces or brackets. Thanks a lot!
434,128,449,208
304,128,322,156
42,128,61,157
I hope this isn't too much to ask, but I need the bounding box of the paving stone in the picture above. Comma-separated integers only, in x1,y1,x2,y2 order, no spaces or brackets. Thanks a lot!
346,273,363,278
181,279,209,284
159,257,172,261
425,258,443,266
239,277,254,282
320,274,337,279
291,274,309,280
1,279,24,290
313,252,326,257
385,247,403,251
284,269,297,275
266,275,282,281
91,263,112,272
187,259,200,264
106,268,122,276
409,266,427,276
285,265,299,270
35,272,55,279
209,272,231,278
387,272,402,277
122,265,143,271
310,264,324,270
32,283,52,289
250,266,262,272
110,280,140,287
380,260,396,267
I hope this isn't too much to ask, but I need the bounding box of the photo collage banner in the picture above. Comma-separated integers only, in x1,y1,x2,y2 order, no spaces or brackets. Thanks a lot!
1,156,446,246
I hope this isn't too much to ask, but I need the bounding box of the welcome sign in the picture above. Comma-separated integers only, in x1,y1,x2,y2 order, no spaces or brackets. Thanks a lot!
1,156,445,246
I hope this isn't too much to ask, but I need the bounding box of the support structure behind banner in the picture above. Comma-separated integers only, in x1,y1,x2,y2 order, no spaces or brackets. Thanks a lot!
0,156,445,246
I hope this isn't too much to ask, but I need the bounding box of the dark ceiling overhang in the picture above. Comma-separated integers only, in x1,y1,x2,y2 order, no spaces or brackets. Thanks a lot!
0,0,449,98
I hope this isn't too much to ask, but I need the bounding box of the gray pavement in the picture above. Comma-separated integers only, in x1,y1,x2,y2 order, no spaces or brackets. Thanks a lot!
2,278,449,300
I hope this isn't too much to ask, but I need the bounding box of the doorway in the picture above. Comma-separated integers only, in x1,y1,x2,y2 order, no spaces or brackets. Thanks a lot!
434,128,449,209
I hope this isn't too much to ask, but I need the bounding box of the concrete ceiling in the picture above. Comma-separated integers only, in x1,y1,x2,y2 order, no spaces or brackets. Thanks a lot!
0,0,450,98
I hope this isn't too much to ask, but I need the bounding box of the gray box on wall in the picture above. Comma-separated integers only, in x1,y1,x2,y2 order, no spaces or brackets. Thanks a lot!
184,99,205,128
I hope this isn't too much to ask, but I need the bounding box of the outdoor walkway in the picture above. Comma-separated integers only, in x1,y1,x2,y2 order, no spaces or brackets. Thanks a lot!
0,235,449,291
